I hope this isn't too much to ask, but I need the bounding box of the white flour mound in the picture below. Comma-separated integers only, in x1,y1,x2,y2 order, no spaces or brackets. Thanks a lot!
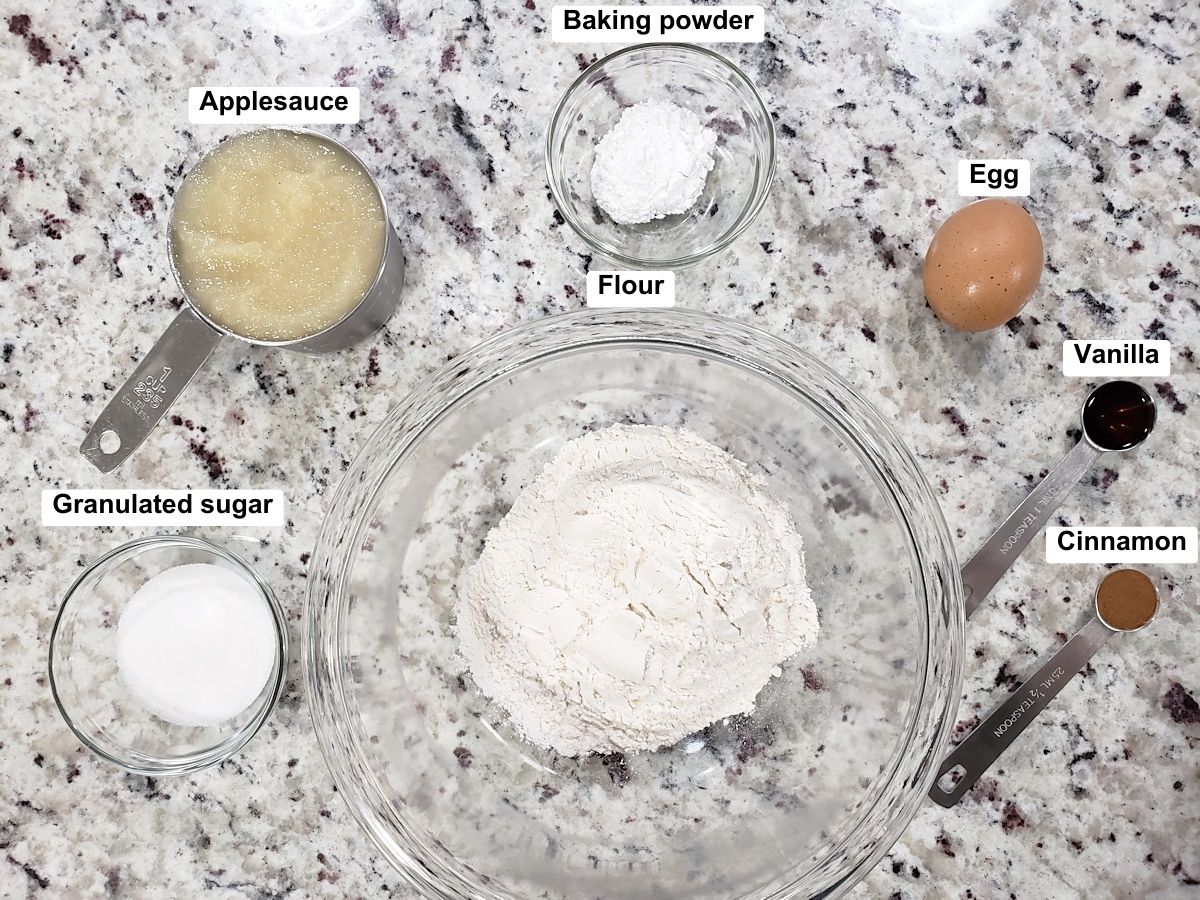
456,424,819,757
590,100,717,225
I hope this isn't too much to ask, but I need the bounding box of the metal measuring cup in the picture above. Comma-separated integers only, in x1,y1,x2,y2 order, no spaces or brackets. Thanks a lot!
80,128,405,473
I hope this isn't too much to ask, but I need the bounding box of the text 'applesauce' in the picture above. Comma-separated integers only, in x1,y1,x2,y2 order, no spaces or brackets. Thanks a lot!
169,129,385,342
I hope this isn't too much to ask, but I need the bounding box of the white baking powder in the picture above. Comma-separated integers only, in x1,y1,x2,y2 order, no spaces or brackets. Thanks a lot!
456,424,819,757
590,100,717,225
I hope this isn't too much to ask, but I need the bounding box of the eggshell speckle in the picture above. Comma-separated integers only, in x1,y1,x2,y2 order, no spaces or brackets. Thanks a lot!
923,199,1044,332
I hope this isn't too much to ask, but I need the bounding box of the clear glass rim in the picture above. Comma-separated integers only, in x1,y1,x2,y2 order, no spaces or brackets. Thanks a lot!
545,43,778,270
48,534,289,776
306,309,965,898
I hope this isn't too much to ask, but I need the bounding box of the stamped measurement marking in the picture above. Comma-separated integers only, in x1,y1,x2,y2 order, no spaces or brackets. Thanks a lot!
993,665,1065,737
998,471,1079,556
121,366,172,424
135,366,172,408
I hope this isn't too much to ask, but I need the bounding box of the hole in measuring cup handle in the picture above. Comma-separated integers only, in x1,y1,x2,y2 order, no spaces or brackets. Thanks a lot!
80,308,224,473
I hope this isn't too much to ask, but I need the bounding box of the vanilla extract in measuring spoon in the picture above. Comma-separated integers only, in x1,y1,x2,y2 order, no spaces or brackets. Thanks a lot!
961,381,1156,617
1081,379,1157,451
930,569,1160,807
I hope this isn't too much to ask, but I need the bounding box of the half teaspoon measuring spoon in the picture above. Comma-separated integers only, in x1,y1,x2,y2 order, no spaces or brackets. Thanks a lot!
961,381,1156,618
929,569,1160,807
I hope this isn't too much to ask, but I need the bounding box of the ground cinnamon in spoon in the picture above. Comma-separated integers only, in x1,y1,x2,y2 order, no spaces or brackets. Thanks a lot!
1096,568,1159,631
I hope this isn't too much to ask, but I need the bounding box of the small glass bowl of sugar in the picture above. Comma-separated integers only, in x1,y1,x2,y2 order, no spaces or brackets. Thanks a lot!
49,535,287,776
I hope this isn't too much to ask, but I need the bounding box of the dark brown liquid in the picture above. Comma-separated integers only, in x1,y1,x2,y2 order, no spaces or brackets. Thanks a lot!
1082,381,1155,451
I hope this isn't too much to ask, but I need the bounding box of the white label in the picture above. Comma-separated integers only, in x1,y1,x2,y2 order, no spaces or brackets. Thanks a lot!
1062,340,1170,377
1046,527,1197,564
188,87,360,124
552,5,765,43
587,270,676,308
42,489,286,527
957,159,1031,197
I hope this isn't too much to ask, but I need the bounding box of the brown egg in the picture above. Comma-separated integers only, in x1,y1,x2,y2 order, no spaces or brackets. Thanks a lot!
923,199,1044,332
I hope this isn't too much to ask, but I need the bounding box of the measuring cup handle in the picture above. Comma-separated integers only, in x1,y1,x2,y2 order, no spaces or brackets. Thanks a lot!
962,438,1102,617
80,307,223,473
928,617,1111,807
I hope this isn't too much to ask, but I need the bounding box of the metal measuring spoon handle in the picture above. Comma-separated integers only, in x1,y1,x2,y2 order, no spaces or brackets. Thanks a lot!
928,616,1112,807
962,438,1101,616
80,308,223,473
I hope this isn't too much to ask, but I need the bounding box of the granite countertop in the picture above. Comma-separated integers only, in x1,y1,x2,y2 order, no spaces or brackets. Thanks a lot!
2,0,1197,896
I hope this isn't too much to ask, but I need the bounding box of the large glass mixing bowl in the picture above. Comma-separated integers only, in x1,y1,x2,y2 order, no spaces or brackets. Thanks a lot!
307,310,963,898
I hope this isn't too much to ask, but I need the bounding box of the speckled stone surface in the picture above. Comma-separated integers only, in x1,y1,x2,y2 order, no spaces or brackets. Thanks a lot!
2,0,1198,896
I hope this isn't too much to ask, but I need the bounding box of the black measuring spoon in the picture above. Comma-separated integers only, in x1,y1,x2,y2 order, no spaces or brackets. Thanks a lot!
961,381,1155,618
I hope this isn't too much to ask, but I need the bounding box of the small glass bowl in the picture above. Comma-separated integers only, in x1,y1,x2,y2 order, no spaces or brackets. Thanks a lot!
546,43,776,269
49,535,288,776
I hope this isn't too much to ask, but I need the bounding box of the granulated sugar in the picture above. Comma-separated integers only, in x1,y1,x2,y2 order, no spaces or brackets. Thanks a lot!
117,563,276,727
456,424,819,756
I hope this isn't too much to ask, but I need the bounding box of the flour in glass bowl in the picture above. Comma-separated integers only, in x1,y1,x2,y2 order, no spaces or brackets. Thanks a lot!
456,424,820,757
